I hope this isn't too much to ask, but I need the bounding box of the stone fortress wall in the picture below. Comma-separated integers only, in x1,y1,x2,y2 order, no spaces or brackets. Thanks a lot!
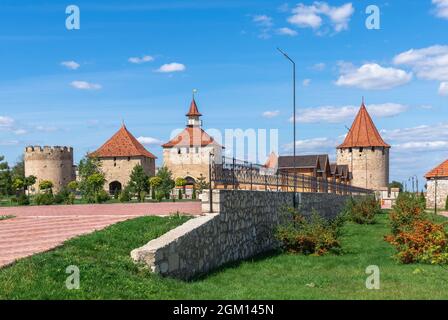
426,178,448,209
337,147,389,190
131,189,354,280
24,146,75,193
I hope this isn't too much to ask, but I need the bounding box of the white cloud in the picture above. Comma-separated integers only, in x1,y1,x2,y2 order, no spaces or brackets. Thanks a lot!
302,79,311,86
394,141,448,152
277,27,298,36
287,2,354,32
36,126,58,132
137,136,162,145
292,103,407,123
335,63,412,90
312,62,326,71
0,116,14,128
283,137,338,154
439,82,448,96
13,129,27,135
70,81,102,90
0,140,19,146
253,14,273,27
433,0,448,19
262,110,280,118
128,55,154,64
382,123,448,142
61,60,80,70
393,45,448,81
156,62,186,73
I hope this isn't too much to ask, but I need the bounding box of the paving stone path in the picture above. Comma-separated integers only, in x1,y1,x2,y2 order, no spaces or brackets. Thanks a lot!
0,202,202,268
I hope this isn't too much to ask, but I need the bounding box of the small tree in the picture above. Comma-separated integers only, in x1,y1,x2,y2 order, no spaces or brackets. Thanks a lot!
78,156,104,203
86,173,106,203
128,165,149,202
156,167,175,200
149,176,162,201
39,180,54,194
0,156,12,196
195,174,209,193
389,181,404,192
445,196,448,211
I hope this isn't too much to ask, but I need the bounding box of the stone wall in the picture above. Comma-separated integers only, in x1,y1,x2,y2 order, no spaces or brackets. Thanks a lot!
99,156,155,192
131,190,352,280
426,178,448,209
24,146,75,193
337,147,389,190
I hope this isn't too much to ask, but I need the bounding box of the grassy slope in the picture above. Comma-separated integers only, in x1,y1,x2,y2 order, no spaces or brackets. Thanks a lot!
1,213,448,300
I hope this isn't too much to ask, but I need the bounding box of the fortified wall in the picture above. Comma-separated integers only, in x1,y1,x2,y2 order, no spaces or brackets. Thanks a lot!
24,146,75,193
132,189,354,280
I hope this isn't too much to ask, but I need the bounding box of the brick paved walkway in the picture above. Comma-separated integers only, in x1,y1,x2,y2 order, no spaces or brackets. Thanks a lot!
0,202,202,268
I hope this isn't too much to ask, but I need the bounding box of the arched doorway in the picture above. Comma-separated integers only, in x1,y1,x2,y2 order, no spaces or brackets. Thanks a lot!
185,176,196,186
109,181,122,195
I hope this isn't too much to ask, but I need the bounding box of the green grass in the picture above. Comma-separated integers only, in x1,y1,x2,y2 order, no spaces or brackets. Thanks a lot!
0,215,14,221
1,213,448,300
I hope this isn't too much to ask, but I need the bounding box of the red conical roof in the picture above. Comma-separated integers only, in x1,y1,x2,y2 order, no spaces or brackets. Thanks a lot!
90,125,157,158
425,159,448,178
186,98,202,117
338,103,390,149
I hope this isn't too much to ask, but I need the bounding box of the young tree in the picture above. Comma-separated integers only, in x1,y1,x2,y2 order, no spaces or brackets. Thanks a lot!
195,174,209,193
389,181,404,192
128,165,149,202
149,176,162,201
0,156,12,196
39,180,54,194
156,166,175,200
78,156,105,203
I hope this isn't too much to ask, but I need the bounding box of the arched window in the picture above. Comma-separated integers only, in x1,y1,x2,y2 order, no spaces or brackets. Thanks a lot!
109,181,122,195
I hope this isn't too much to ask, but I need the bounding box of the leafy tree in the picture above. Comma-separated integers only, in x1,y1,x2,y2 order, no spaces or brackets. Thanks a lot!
195,174,209,193
78,156,105,203
0,155,12,196
156,167,175,200
86,173,107,203
39,180,54,194
128,165,149,202
11,157,24,180
67,181,79,193
389,181,404,192
175,177,187,187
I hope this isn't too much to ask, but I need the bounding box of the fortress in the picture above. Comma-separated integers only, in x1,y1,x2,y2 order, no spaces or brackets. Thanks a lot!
24,146,75,193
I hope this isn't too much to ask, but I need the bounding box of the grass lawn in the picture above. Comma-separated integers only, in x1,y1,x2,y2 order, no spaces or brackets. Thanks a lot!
1,213,448,300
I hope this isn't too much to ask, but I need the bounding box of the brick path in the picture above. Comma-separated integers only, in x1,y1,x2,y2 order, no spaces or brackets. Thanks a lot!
0,202,202,268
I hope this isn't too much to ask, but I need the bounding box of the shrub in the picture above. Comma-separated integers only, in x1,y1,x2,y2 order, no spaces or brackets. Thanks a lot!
445,196,448,211
95,190,110,203
54,188,74,205
276,208,343,256
17,194,30,206
119,186,132,202
385,220,448,265
344,196,381,225
35,193,54,205
389,192,426,235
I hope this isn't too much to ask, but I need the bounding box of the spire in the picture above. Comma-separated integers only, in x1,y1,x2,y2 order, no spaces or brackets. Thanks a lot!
338,101,390,149
186,89,202,118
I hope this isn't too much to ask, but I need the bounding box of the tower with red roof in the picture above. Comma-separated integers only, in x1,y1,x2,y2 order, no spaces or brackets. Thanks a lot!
162,94,223,185
336,101,390,190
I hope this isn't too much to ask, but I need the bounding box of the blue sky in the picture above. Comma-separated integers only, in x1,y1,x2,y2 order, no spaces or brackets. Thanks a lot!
0,0,447,189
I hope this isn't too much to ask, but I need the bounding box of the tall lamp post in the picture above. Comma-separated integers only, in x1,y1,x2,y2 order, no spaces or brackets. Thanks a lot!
277,47,297,208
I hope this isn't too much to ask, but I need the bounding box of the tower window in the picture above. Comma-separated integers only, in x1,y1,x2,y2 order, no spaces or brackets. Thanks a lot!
127,157,131,161
359,147,364,153
177,148,181,154
349,148,352,153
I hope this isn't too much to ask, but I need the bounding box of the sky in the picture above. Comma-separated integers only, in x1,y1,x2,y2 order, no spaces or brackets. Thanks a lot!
0,0,447,189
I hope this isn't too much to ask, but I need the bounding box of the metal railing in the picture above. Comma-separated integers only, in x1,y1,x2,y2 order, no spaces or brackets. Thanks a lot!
210,156,373,196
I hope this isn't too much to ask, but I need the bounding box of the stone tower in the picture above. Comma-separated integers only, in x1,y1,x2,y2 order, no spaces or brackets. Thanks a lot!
162,95,223,184
24,146,75,193
336,102,390,190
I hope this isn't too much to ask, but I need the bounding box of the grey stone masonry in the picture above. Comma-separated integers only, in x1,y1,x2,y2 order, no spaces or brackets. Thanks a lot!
131,190,352,280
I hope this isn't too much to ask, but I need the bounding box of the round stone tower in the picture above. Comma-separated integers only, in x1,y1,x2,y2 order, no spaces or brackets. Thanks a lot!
336,102,390,190
24,146,75,193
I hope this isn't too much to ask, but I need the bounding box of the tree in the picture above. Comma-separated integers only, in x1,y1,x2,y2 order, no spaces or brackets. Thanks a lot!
67,181,79,193
446,196,448,211
128,165,149,202
11,157,24,180
0,156,12,196
39,180,54,194
389,181,403,192
175,177,187,200
156,167,175,199
149,176,162,200
78,156,105,203
86,173,106,203
195,174,209,193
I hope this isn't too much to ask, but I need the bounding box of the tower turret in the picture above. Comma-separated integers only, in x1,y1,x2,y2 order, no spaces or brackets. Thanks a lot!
336,101,390,190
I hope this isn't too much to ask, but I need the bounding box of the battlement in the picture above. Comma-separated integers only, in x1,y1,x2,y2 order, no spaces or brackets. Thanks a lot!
25,145,73,154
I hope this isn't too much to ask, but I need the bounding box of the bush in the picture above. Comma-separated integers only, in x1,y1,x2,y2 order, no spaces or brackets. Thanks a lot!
344,196,381,225
95,190,110,203
276,208,343,256
385,220,448,265
54,188,75,205
445,196,448,211
119,186,132,203
35,193,54,205
17,194,30,206
389,192,426,235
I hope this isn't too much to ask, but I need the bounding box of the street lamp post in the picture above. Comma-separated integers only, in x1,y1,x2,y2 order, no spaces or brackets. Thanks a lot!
277,47,297,208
